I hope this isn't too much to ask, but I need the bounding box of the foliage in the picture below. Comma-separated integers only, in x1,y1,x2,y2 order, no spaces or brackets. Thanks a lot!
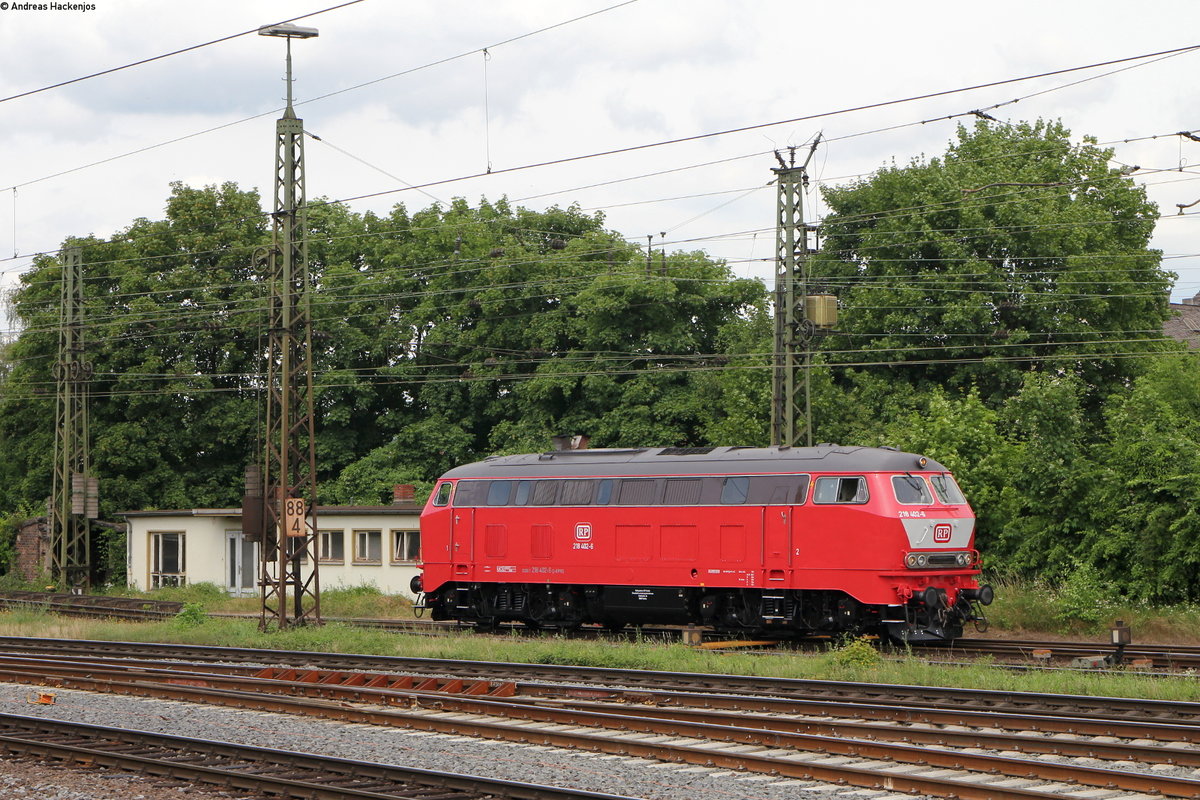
811,119,1171,410
1052,561,1120,631
0,506,38,576
1078,353,1200,602
173,602,208,627
0,187,769,538
830,636,883,668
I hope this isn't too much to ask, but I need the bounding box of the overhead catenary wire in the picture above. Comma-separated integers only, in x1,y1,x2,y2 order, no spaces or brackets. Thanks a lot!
4,36,1197,263
0,0,373,106
3,148,1195,291
0,0,643,196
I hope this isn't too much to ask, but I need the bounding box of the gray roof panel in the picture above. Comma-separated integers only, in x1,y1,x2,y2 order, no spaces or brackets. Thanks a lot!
441,445,948,479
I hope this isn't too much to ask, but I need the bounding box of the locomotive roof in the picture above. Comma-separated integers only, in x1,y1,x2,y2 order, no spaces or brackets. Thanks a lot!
442,445,949,479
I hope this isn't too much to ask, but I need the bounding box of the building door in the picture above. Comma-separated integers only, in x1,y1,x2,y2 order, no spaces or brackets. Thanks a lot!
226,531,259,596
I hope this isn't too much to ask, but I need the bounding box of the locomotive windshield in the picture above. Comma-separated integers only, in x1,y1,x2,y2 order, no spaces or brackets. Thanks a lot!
892,474,933,505
930,473,967,505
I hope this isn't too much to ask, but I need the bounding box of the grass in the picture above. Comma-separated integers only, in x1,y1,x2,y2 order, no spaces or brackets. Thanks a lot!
4,577,1200,702
2,606,1199,703
983,575,1200,644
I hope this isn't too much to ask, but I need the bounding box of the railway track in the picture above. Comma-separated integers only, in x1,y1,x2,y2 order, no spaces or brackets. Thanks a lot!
925,635,1200,670
4,591,1187,671
0,712,634,800
3,637,1200,798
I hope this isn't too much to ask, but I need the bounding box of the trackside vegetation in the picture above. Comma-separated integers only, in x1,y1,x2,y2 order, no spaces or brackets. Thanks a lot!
2,604,1199,704
0,118,1196,609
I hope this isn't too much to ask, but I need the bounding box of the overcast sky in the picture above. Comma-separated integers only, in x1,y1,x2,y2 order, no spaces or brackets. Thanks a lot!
2,0,1198,305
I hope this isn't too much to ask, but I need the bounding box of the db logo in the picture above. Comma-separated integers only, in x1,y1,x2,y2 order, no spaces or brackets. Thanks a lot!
574,523,592,541
933,524,952,543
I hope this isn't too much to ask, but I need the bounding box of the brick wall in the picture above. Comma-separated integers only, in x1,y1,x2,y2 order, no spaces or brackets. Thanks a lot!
14,517,49,583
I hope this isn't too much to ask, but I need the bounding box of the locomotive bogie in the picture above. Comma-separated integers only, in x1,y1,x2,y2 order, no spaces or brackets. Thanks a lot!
418,445,993,642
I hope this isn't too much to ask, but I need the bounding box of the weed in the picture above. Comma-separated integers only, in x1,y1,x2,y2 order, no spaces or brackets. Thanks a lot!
173,603,208,627
831,636,883,668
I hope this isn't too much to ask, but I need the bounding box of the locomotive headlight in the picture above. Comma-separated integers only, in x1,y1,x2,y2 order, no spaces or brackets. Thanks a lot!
905,553,918,568
915,554,928,568
955,552,969,566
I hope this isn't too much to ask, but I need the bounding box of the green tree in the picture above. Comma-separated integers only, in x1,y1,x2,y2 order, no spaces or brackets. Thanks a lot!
1082,353,1200,601
812,119,1171,408
0,186,771,520
0,182,271,515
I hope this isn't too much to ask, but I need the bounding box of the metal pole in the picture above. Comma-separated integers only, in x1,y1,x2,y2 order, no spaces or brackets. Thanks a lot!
259,25,321,630
50,246,92,591
770,137,821,448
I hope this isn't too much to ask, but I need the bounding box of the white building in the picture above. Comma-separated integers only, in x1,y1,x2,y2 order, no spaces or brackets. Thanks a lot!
122,502,423,598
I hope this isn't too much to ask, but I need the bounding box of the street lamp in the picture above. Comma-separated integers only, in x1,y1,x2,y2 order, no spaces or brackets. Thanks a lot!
258,23,319,114
256,19,321,631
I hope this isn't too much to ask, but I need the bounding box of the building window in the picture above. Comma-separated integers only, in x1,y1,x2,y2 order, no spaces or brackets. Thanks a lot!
319,530,344,562
391,530,420,563
285,536,309,564
354,530,382,563
151,531,185,588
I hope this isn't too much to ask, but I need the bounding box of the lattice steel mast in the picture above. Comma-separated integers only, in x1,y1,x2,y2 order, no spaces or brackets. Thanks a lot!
770,137,824,448
50,246,96,591
258,23,321,629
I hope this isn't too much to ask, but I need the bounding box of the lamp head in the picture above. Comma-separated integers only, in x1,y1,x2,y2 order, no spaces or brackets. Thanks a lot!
258,23,319,39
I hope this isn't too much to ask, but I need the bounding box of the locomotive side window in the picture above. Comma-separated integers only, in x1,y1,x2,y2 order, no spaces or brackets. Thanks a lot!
513,480,533,506
813,476,869,504
618,479,657,505
747,475,810,505
931,474,967,505
596,479,614,505
486,480,513,506
532,480,560,505
453,480,483,507
664,478,702,505
432,482,454,507
560,479,596,505
720,476,750,504
892,475,933,505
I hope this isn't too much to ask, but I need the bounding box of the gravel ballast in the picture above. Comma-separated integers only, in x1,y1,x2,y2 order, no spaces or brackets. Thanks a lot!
0,682,890,800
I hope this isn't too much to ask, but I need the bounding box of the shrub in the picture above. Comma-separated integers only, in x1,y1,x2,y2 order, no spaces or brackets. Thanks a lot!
832,636,882,668
173,603,208,627
1054,561,1119,630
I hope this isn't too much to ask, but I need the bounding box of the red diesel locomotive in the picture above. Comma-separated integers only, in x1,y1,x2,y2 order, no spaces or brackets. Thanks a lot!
415,444,994,642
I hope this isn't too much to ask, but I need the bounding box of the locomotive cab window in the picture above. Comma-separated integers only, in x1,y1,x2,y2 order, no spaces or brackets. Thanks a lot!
813,476,868,504
931,474,967,505
892,475,933,505
720,476,749,504
432,482,453,506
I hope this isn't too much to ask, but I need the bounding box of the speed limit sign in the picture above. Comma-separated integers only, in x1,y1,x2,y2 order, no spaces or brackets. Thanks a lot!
283,498,307,537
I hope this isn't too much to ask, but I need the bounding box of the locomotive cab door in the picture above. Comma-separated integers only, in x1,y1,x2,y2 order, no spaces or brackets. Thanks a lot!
763,505,791,582
452,507,474,577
